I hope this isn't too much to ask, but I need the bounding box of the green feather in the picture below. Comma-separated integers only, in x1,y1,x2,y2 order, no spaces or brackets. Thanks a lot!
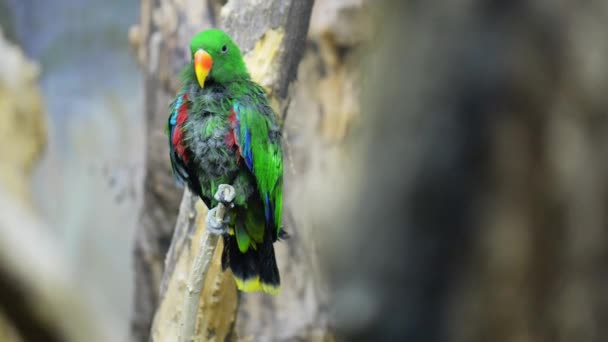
235,221,252,253
204,116,223,138
234,97,283,238
244,201,265,244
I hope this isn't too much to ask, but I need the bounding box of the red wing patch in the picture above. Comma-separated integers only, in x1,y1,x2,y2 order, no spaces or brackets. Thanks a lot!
172,93,190,162
225,108,242,161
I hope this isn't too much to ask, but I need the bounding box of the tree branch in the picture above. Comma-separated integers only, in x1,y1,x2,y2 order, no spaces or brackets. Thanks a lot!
179,231,219,342
179,190,231,342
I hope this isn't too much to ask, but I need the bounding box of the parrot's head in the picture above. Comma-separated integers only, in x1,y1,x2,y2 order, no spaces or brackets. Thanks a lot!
189,29,248,88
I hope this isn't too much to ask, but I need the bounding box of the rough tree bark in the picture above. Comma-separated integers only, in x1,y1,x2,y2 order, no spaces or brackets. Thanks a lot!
317,1,608,341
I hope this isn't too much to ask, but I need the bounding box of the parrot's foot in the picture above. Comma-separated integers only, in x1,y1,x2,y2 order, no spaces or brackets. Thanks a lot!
214,184,236,205
206,207,231,235
205,184,236,235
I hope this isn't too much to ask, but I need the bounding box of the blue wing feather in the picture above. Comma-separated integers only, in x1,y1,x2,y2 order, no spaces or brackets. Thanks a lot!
244,129,253,170
264,192,271,223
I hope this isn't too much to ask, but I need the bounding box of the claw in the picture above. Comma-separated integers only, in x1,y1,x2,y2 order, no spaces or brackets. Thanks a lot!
206,184,235,235
206,207,230,235
214,184,236,205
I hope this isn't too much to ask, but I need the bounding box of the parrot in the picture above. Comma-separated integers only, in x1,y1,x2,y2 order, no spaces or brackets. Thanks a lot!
167,29,284,294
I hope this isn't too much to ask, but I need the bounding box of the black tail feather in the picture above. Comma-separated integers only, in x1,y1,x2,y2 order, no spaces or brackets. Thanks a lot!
222,233,280,294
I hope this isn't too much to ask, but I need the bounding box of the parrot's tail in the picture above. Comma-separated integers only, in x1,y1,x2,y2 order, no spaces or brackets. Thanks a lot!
221,233,280,295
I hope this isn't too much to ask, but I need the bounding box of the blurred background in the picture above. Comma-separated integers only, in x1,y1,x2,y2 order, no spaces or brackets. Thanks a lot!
0,0,142,340
2,0,608,342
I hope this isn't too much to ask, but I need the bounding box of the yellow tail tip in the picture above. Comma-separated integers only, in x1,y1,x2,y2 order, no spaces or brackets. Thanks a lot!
234,276,280,295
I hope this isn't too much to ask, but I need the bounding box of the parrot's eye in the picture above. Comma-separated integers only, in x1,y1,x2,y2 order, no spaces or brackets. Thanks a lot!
221,45,228,54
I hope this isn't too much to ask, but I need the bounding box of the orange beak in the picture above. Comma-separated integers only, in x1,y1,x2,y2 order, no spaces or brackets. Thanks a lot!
194,49,213,88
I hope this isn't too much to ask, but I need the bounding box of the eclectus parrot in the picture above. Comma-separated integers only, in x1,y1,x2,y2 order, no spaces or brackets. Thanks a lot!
167,29,283,294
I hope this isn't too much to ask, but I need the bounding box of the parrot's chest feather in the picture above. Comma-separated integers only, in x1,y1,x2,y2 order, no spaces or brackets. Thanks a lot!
184,111,239,180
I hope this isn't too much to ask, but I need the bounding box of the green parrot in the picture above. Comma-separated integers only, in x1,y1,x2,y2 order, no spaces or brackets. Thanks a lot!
167,29,283,294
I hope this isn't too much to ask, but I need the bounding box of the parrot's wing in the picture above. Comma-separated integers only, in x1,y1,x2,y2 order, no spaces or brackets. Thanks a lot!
168,92,209,207
232,95,283,241
167,92,190,186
